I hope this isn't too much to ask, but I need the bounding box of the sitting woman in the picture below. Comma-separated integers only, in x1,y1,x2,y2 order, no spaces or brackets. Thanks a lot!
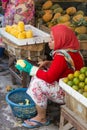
15,24,84,129
1,0,35,26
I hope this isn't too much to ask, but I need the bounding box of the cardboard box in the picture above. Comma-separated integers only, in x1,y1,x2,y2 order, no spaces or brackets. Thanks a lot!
59,79,87,122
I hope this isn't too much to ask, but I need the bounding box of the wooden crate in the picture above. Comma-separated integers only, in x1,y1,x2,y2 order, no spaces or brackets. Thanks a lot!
39,25,50,34
2,36,46,61
65,92,87,122
59,79,87,123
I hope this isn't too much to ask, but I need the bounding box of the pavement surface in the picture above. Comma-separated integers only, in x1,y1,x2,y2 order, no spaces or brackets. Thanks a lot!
0,55,59,130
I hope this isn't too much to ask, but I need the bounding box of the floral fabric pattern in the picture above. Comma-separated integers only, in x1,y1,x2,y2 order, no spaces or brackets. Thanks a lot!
27,76,65,109
3,0,35,26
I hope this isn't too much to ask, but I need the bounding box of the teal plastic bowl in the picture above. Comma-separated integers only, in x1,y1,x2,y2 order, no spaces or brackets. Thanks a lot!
6,88,37,119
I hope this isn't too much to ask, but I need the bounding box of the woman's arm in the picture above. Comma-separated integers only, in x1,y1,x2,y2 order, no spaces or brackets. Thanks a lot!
38,60,52,70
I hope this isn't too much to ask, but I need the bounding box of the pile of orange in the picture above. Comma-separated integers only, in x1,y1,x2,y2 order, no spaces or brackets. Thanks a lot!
63,66,87,98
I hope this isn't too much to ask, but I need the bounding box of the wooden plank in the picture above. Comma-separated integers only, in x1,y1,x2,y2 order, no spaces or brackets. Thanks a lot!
62,123,73,130
60,105,87,130
2,36,45,51
65,93,87,122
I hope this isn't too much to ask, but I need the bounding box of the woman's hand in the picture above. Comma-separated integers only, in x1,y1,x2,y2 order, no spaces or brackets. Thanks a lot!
38,60,52,70
15,60,33,74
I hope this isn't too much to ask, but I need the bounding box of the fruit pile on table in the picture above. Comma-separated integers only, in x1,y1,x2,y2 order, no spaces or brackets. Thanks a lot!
36,0,87,40
63,67,87,98
5,21,33,39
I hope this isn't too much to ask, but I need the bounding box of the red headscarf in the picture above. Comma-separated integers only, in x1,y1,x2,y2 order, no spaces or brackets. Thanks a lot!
51,24,80,50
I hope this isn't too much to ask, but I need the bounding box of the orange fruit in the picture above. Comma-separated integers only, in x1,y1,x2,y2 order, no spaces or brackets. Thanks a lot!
79,82,85,89
67,80,73,87
72,85,79,91
83,92,87,98
80,67,87,74
68,73,74,80
85,77,87,85
85,71,87,76
74,70,80,77
78,89,84,94
63,77,68,83
73,77,80,85
84,85,87,92
79,73,85,82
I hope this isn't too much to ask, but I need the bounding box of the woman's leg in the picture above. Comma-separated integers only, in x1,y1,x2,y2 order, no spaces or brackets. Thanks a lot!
25,76,48,125
25,76,65,125
24,105,47,125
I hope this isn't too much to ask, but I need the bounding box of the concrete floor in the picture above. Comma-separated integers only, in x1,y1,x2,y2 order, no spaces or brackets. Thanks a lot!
0,56,59,130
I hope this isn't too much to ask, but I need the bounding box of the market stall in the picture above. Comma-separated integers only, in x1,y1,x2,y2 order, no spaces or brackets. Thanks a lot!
0,24,50,87
35,0,87,129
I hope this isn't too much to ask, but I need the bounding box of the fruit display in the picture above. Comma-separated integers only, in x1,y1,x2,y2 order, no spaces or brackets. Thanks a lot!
36,0,87,40
5,21,33,39
63,67,87,98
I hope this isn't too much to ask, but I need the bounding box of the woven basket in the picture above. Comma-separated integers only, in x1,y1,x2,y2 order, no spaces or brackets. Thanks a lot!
6,88,37,119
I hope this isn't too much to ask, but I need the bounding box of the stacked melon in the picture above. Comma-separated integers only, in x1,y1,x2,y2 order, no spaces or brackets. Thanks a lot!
36,0,87,40
5,21,33,39
63,67,87,98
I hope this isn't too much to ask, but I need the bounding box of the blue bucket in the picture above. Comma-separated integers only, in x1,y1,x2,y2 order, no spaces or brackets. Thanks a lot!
0,47,4,57
6,88,37,119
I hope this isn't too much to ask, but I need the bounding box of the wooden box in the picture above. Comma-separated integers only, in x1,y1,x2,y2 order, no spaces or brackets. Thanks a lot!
2,38,45,61
59,79,87,122
39,25,50,34
65,92,87,122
